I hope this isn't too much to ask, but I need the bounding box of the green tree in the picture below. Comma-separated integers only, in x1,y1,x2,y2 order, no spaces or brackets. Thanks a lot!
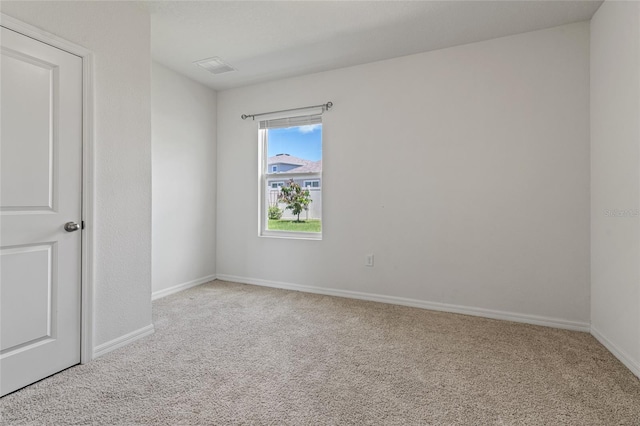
278,179,312,222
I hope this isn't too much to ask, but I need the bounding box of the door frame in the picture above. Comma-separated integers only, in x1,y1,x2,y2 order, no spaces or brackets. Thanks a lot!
1,13,96,364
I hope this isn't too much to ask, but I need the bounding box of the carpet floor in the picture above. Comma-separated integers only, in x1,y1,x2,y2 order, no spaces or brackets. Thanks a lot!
1,280,639,425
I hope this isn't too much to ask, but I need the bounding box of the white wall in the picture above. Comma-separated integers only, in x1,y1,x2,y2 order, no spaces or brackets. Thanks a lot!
217,22,591,329
1,2,153,351
151,62,217,297
590,0,640,377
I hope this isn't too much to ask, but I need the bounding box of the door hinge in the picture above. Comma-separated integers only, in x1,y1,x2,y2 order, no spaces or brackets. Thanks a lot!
81,221,85,230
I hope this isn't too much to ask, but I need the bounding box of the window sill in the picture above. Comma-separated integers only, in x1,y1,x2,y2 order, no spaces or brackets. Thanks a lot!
259,230,322,241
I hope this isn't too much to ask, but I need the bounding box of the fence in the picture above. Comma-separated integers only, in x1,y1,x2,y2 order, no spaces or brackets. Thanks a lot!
269,188,322,220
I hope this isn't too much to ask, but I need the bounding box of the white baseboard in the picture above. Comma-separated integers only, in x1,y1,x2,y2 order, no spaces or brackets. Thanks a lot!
591,326,640,379
152,274,217,301
93,324,155,359
215,274,591,332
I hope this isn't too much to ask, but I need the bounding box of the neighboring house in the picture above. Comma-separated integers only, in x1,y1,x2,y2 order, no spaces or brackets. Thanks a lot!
266,153,321,189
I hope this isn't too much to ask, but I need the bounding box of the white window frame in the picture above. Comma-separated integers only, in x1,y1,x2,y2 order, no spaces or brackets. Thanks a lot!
303,180,320,188
269,181,285,189
271,165,278,172
258,116,322,240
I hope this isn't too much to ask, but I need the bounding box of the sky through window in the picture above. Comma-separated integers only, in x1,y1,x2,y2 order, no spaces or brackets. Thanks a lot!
267,125,322,161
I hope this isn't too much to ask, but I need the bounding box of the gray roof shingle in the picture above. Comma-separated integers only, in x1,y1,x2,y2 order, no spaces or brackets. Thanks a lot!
267,154,321,174
288,160,321,173
267,154,308,166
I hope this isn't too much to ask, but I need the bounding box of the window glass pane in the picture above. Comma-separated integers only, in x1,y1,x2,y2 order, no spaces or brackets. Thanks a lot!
261,121,322,235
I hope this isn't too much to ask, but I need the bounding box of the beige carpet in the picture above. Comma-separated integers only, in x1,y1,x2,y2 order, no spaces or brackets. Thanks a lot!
1,280,639,425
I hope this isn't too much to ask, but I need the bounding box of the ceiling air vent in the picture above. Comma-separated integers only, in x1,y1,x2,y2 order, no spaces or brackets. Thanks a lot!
193,56,236,75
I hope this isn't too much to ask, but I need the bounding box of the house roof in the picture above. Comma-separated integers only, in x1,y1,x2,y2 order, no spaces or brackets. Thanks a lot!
267,154,321,174
289,160,321,174
267,154,308,167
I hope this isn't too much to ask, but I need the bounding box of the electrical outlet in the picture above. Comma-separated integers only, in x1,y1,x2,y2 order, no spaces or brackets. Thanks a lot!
365,254,374,267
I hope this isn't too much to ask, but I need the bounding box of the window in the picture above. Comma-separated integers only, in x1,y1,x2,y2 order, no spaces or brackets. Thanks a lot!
259,115,322,238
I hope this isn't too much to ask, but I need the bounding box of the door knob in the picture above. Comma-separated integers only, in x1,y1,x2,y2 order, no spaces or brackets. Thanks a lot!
64,222,80,232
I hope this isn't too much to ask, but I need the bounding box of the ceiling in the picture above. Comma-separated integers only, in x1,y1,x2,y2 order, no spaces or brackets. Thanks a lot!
147,1,602,91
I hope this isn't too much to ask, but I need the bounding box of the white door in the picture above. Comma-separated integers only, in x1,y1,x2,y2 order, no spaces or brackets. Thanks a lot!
0,26,83,396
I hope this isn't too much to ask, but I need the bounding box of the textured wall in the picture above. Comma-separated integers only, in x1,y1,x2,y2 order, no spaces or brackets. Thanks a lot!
217,22,591,327
590,0,640,376
151,62,217,295
1,1,153,348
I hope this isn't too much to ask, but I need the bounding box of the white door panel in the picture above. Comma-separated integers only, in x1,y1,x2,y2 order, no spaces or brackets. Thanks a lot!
0,244,53,351
1,48,54,210
0,27,82,396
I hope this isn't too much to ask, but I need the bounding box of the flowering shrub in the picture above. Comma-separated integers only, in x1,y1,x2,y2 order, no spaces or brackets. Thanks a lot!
278,179,312,222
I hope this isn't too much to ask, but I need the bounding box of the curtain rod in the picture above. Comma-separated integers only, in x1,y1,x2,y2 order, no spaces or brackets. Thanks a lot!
241,101,333,120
